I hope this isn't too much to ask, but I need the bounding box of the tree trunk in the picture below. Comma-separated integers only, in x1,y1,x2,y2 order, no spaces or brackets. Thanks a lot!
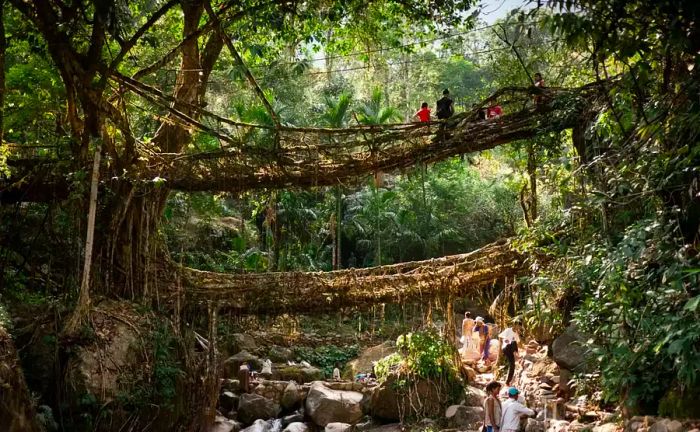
96,0,223,299
64,139,101,335
527,142,538,223
332,187,342,270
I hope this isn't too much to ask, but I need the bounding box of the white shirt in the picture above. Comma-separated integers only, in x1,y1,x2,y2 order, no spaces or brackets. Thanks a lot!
498,327,520,349
500,398,534,431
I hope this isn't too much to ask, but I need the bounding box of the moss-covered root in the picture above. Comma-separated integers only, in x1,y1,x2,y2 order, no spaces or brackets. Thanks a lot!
0,325,41,432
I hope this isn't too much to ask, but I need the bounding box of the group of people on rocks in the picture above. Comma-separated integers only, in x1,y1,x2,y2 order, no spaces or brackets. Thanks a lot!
463,314,538,432
461,312,523,386
413,73,546,123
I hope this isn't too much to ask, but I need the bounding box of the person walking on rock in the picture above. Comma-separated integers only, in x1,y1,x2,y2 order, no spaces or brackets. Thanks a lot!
500,387,534,432
474,317,491,363
499,319,522,385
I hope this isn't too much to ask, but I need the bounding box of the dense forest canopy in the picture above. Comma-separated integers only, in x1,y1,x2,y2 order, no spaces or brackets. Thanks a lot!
1,0,700,429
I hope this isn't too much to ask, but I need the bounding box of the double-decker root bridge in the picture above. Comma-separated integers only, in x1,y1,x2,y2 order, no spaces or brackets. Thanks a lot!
3,80,605,311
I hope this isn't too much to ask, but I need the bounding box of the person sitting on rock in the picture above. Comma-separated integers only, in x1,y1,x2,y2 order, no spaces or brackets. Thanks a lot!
483,381,503,432
500,387,535,432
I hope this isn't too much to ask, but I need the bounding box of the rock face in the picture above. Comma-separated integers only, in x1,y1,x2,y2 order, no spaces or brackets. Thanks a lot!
281,381,304,410
463,386,486,407
305,381,364,426
445,405,483,430
230,333,259,355
253,380,293,405
345,342,395,377
325,423,353,432
551,324,591,371
525,418,545,432
272,365,324,383
237,394,281,425
649,419,684,432
268,346,294,362
370,374,443,421
220,391,239,412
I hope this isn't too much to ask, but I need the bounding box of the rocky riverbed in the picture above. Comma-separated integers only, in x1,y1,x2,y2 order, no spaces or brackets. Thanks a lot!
209,327,700,432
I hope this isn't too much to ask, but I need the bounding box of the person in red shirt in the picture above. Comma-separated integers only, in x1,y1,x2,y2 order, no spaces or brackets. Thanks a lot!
487,104,503,118
533,72,545,108
414,102,431,122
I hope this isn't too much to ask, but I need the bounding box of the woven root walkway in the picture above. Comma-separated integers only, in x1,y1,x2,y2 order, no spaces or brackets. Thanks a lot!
146,85,599,193
4,83,604,202
183,239,525,314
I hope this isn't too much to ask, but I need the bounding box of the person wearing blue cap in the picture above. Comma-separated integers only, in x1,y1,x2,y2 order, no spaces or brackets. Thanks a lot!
499,387,535,432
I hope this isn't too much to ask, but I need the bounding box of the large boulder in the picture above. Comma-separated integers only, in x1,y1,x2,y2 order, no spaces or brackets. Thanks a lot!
229,333,259,355
445,405,483,430
525,418,545,432
237,394,281,425
464,386,486,407
268,346,294,362
283,423,310,432
325,423,353,432
370,374,444,421
305,382,364,426
650,420,684,432
345,342,394,378
220,391,239,412
240,419,271,432
226,351,263,375
253,380,290,404
272,365,324,383
281,382,304,410
551,324,592,372
210,416,241,432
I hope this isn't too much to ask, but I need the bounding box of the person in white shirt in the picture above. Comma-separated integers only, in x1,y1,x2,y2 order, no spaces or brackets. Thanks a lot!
498,319,522,385
500,387,535,432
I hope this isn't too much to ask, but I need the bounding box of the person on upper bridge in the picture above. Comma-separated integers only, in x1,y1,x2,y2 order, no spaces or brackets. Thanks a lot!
487,104,503,118
436,89,454,120
414,102,431,122
534,72,545,89
533,72,546,108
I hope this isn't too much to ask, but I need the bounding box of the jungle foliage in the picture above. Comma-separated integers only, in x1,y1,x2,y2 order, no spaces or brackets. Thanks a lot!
1,0,699,422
